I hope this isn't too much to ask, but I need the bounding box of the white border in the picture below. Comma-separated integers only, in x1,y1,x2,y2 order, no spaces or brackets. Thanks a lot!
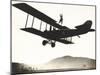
0,0,100,75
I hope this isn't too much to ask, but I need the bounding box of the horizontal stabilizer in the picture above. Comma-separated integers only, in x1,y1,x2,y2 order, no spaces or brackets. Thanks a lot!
89,29,95,32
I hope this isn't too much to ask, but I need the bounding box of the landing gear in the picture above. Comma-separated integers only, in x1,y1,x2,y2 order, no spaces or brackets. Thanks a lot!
42,40,56,47
42,40,48,46
51,42,55,47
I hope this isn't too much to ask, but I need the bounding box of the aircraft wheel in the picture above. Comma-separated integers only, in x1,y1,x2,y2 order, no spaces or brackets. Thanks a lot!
51,42,55,47
42,40,48,46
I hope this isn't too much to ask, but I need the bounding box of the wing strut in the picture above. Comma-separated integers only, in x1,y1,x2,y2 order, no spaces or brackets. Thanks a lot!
45,23,47,31
50,26,52,31
40,20,42,30
31,16,35,28
25,14,29,28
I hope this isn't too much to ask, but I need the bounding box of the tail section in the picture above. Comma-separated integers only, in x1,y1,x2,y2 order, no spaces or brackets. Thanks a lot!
75,20,92,29
75,20,95,32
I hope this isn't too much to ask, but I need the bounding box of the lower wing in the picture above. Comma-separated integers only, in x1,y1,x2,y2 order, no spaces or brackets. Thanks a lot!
21,28,74,44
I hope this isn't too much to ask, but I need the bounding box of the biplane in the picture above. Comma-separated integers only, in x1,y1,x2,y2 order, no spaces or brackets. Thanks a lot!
13,3,95,47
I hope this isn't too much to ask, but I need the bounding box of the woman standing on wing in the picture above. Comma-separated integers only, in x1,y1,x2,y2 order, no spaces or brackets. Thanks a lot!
59,14,63,25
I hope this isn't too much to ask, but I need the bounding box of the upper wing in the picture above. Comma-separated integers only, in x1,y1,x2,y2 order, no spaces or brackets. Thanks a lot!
13,3,70,30
13,3,56,23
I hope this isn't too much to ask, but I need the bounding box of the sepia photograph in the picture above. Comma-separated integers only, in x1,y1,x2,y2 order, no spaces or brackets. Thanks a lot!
12,0,96,74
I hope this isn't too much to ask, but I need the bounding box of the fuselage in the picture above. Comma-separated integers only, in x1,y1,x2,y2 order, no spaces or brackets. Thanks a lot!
44,20,94,39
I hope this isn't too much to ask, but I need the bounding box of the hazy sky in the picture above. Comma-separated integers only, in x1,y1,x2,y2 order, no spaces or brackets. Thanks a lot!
12,1,95,65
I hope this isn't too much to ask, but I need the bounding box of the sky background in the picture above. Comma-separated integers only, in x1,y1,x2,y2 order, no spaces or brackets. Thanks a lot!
1,0,100,75
12,1,95,65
